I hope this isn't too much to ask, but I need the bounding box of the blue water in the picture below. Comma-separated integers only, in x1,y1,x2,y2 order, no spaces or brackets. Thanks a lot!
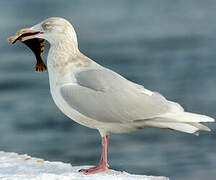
0,1,216,179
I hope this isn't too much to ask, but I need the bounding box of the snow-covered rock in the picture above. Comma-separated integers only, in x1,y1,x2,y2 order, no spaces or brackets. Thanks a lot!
0,151,169,180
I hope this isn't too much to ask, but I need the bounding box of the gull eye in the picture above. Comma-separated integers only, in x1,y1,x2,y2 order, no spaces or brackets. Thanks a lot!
42,23,51,30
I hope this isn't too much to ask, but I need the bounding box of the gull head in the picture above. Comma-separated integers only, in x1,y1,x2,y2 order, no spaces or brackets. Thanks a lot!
10,17,78,46
8,17,82,73
32,17,78,45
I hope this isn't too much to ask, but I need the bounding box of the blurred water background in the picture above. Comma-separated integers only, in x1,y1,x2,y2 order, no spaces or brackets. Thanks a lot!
0,1,216,179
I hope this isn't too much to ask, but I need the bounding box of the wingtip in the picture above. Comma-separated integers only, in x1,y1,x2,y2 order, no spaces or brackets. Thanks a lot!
208,117,215,122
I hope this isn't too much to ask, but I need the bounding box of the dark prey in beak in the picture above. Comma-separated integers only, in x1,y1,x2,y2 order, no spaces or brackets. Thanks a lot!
23,38,47,72
8,30,47,72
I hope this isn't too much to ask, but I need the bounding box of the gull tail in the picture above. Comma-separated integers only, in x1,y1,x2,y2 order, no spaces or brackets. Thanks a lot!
144,112,214,135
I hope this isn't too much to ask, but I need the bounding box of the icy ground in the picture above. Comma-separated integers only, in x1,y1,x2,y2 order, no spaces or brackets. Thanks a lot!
0,151,169,180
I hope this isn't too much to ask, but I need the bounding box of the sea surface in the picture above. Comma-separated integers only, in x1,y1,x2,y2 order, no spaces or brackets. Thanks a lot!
0,1,216,180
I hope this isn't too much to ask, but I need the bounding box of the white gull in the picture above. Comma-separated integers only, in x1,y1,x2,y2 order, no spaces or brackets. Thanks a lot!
13,17,214,175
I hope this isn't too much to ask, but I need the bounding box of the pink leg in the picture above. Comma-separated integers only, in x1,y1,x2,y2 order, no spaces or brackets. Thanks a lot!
79,135,109,175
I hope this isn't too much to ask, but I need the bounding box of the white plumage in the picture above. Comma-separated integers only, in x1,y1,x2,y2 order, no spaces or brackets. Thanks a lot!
20,17,214,174
34,17,213,135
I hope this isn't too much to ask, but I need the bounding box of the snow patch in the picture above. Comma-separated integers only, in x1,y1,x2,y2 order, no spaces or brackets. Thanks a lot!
0,151,169,180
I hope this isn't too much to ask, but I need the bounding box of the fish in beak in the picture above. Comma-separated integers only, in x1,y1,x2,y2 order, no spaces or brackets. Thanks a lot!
8,28,47,72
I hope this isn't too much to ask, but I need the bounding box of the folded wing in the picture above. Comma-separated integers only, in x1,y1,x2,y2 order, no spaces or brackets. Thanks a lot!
60,68,214,134
60,68,170,123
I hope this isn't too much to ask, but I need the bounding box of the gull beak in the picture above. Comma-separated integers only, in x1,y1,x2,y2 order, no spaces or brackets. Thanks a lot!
8,28,43,44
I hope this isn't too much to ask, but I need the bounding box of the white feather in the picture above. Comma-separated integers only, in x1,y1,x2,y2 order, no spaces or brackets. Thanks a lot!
155,112,215,123
143,121,199,134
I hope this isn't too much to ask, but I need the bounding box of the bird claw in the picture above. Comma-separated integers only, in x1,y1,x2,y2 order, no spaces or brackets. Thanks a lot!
78,163,109,175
